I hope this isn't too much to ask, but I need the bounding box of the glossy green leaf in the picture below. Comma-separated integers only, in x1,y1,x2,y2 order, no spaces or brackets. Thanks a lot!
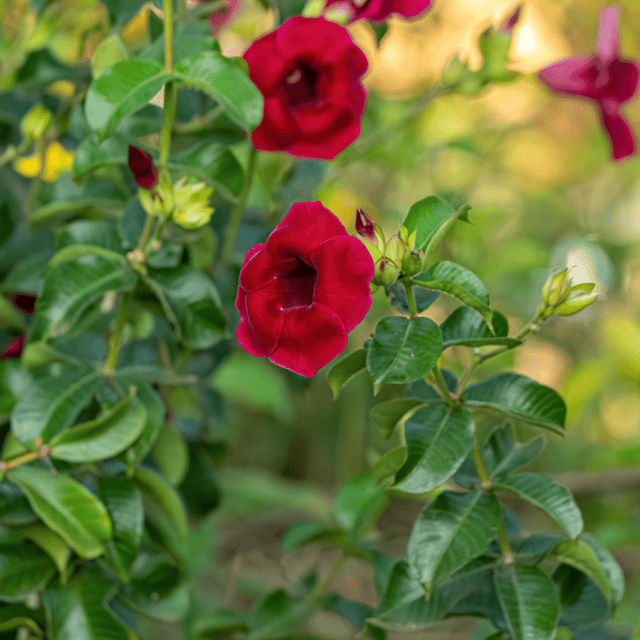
11,368,102,445
386,283,439,315
511,534,566,566
548,539,612,604
30,197,125,226
281,522,348,555
371,446,408,482
463,373,566,435
8,467,112,559
92,35,129,79
334,473,387,539
47,244,127,269
0,603,43,636
493,474,582,538
0,541,55,600
139,22,217,65
120,583,190,623
17,524,70,579
152,423,189,485
249,589,308,640
191,608,249,640
412,261,492,325
321,595,382,640
96,475,144,581
553,565,608,628
369,398,425,439
408,489,501,594
44,572,137,640
484,426,547,480
0,480,37,525
327,348,367,400
366,316,442,394
402,196,470,254
440,306,521,349
493,564,560,640
133,467,188,539
580,535,625,607
31,254,135,341
393,403,475,494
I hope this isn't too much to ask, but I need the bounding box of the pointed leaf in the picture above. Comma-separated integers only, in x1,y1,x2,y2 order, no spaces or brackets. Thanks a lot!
17,524,70,578
386,283,439,315
393,403,475,494
408,490,501,594
413,261,492,324
11,368,102,445
8,467,112,558
328,348,367,400
580,534,625,607
0,541,56,599
0,603,43,636
369,398,425,439
334,473,387,538
484,426,546,480
371,446,408,482
493,564,560,640
440,306,521,349
493,474,582,539
152,423,189,485
192,608,249,640
463,373,566,435
366,316,442,394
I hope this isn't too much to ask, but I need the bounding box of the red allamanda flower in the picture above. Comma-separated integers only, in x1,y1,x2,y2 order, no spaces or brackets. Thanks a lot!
538,5,639,160
128,145,159,189
242,17,368,160
235,202,374,377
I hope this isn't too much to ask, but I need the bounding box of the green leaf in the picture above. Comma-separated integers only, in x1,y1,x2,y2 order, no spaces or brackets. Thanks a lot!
366,316,442,394
11,368,102,445
152,423,189,485
119,583,190,623
0,480,37,525
402,196,470,255
191,609,249,640
0,541,56,600
96,475,144,581
174,52,263,131
50,396,146,462
92,34,129,79
0,603,43,636
463,373,567,435
85,59,172,139
553,565,608,628
493,474,582,539
386,283,439,316
334,473,387,540
548,539,612,604
31,254,135,341
146,266,226,349
393,403,475,494
281,522,348,555
327,349,368,400
249,590,308,640
0,294,27,330
440,306,521,349
321,595,382,640
580,535,625,607
484,426,546,480
412,261,492,325
54,220,122,253
408,489,500,594
371,446,408,482
16,524,70,579
30,197,125,226
369,398,425,439
8,467,112,559
133,468,188,540
493,564,560,640
47,244,127,269
44,572,137,640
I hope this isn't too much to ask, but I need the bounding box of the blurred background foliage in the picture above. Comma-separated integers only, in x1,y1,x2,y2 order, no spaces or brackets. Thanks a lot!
2,0,640,636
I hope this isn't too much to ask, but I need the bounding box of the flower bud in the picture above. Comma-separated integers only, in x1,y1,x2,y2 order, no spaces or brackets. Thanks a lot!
138,173,174,217
20,104,54,143
373,259,400,287
356,208,384,246
500,5,521,32
172,177,214,229
322,0,355,24
554,292,597,316
441,54,466,87
385,234,406,264
128,144,158,189
542,268,571,308
401,250,422,277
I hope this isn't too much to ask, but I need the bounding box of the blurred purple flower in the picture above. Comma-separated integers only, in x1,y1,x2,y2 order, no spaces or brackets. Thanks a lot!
207,0,241,35
538,5,638,160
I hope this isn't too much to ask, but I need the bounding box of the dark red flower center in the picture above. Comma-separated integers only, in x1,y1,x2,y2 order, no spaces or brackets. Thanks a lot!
279,258,317,308
283,62,321,109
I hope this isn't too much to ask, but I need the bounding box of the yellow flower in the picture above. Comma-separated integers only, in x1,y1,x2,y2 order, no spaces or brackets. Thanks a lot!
14,141,74,182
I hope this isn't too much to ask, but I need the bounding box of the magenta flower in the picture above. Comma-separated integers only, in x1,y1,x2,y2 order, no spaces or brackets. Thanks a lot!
323,0,431,23
0,294,36,360
207,0,241,36
128,145,158,189
235,202,374,377
538,5,639,160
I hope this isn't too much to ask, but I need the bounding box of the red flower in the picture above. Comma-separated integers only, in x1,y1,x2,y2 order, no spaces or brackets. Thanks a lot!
207,0,241,35
0,294,37,359
538,5,639,160
243,17,368,160
235,201,374,377
128,145,158,189
324,0,431,23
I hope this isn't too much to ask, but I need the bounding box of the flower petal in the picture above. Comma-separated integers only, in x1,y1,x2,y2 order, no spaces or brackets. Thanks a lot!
238,245,284,293
1,335,24,359
599,100,636,160
236,284,286,355
608,58,639,103
243,32,290,93
312,235,374,331
268,303,347,376
596,5,620,63
266,201,347,263
251,95,302,152
367,0,431,21
538,56,600,98
287,117,361,160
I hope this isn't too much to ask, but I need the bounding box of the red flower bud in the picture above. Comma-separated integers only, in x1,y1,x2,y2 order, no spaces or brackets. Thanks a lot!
323,0,432,23
0,335,24,359
128,145,158,189
500,5,521,32
355,207,376,242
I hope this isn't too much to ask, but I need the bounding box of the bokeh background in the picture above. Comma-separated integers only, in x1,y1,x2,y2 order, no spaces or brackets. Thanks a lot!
2,0,640,637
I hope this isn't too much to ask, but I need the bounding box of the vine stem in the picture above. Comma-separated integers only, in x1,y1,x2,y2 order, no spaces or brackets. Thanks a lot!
221,146,258,264
302,553,347,608
403,280,418,318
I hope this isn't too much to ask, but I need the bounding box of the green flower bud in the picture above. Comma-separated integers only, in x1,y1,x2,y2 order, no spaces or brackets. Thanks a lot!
322,0,355,23
441,54,466,87
172,177,214,229
20,104,54,143
138,173,174,217
384,234,406,264
373,259,400,287
554,292,597,316
542,268,571,308
401,250,422,277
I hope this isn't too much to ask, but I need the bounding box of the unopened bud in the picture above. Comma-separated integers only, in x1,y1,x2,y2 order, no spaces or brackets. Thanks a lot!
401,250,422,276
356,208,383,245
138,173,173,217
128,145,158,190
542,268,571,308
373,259,400,287
500,5,521,32
384,234,406,264
322,0,355,24
20,104,54,143
172,177,214,229
554,292,597,316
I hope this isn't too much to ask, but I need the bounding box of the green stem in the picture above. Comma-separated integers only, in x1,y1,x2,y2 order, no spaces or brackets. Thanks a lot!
0,449,40,474
159,0,177,168
221,146,257,264
303,553,347,608
497,520,514,564
471,440,490,485
163,0,174,72
177,0,187,22
136,213,158,255
432,365,455,406
104,292,134,373
173,106,224,135
403,281,418,318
